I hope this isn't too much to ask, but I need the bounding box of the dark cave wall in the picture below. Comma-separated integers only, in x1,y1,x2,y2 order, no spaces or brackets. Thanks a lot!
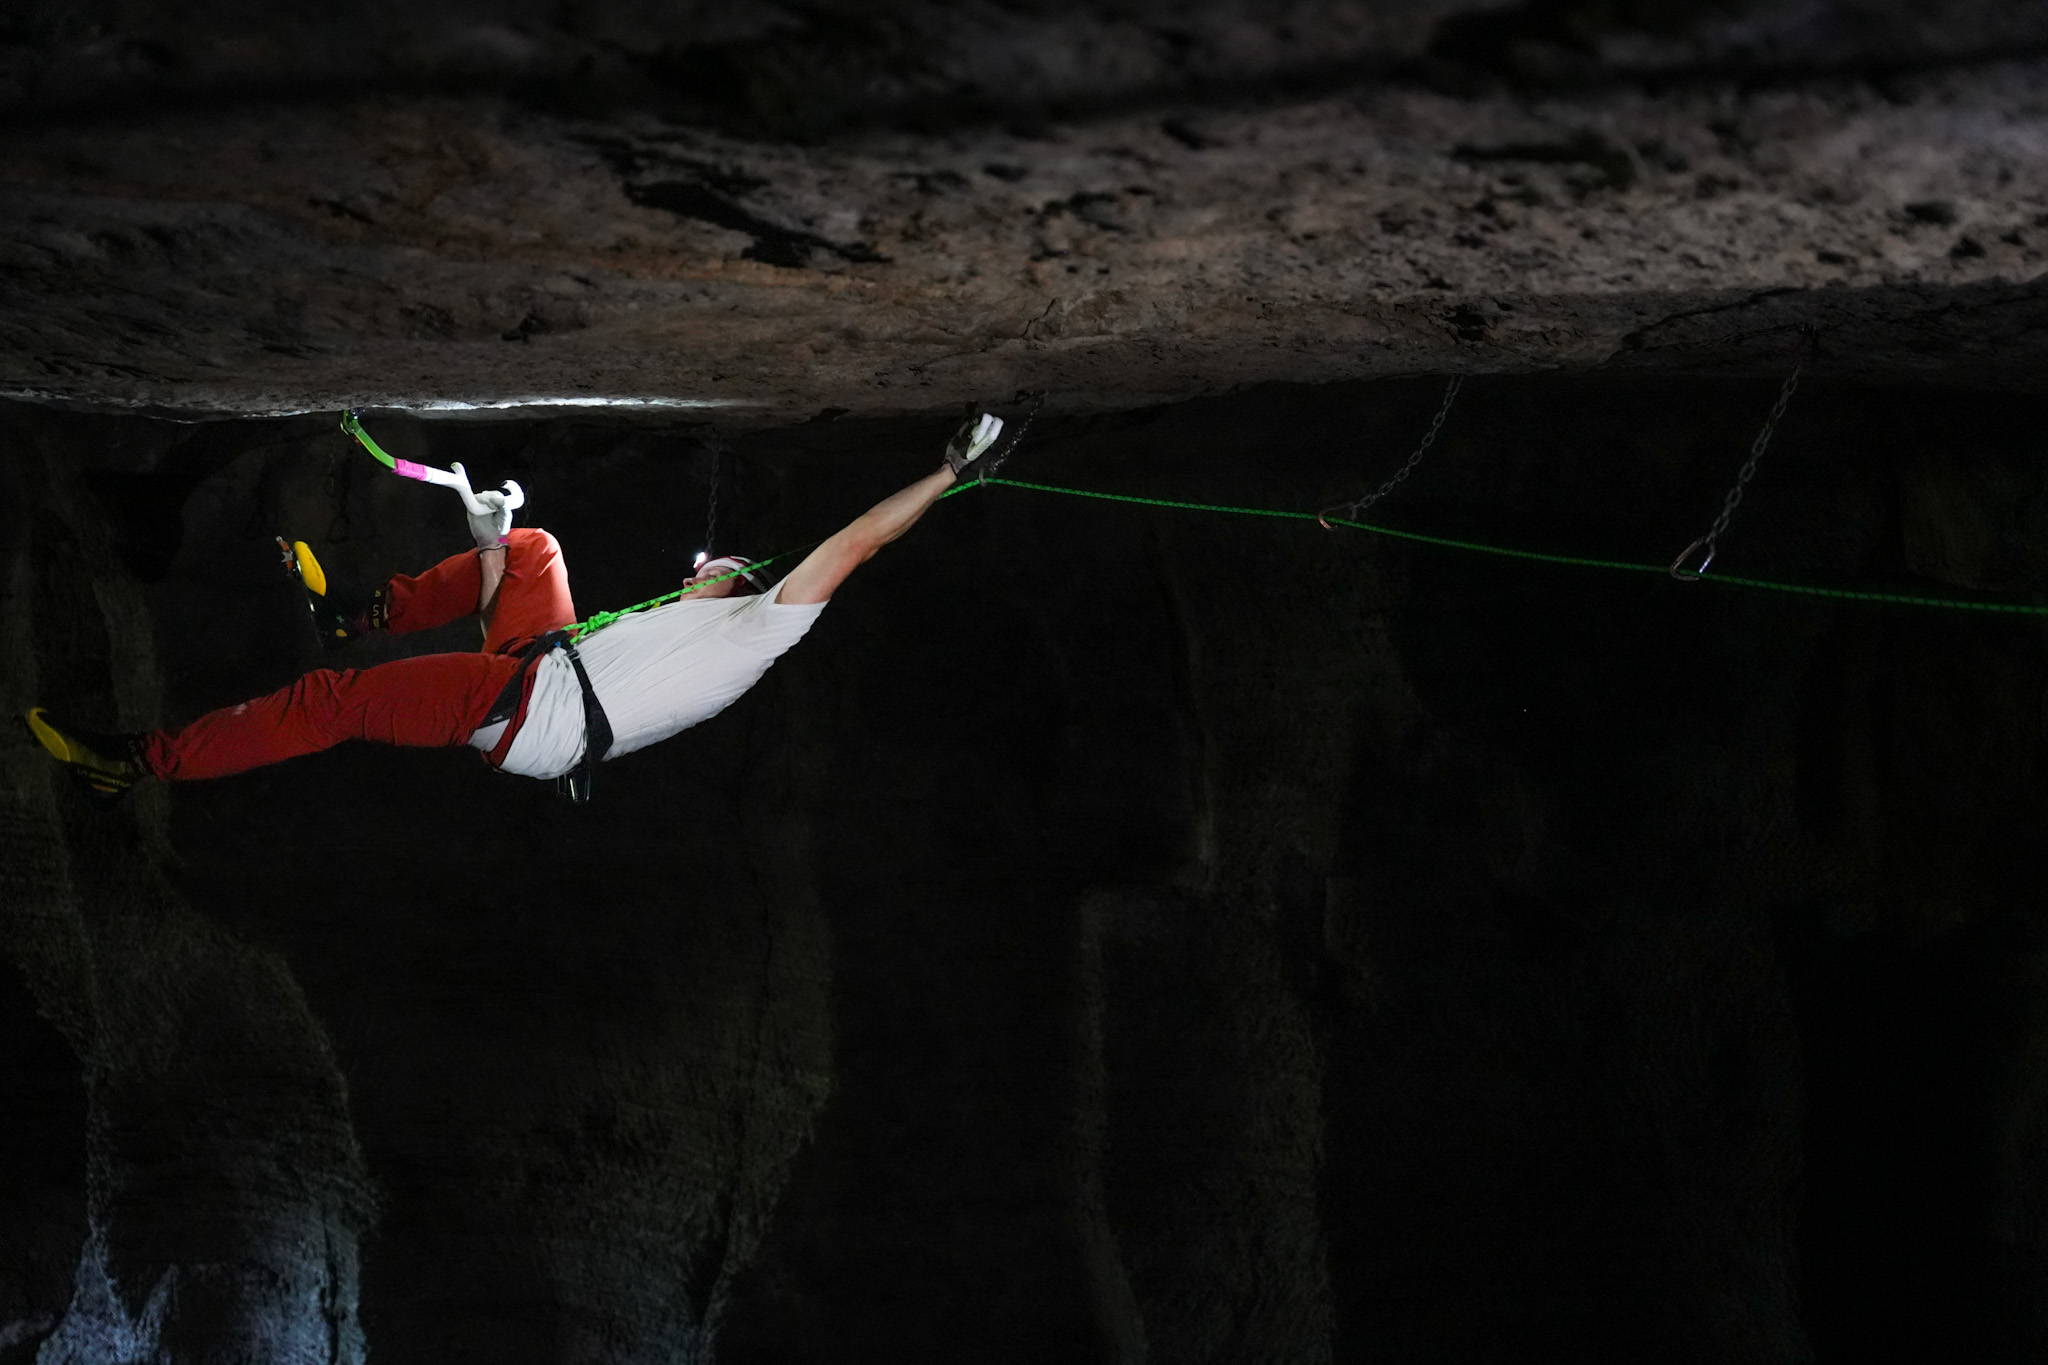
1,438,375,1364
0,963,84,1362
80,417,847,1362
5,378,2048,1362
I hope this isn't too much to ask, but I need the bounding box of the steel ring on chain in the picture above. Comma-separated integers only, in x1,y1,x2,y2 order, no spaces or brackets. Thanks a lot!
1669,537,1717,581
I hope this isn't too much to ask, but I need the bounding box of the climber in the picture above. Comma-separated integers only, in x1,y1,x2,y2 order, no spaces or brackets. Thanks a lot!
24,411,1008,798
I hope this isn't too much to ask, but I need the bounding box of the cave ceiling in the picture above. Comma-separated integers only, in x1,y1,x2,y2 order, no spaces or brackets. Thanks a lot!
3,0,2046,424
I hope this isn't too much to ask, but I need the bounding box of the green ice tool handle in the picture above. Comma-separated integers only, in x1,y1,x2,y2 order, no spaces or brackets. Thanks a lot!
340,410,524,516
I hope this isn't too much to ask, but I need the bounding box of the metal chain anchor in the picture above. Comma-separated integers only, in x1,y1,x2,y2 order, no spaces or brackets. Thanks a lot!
699,434,727,565
1317,375,1463,527
970,389,1046,483
1669,359,1806,580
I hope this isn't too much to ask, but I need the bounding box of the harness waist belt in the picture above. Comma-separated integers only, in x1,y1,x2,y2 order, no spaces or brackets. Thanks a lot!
481,629,613,769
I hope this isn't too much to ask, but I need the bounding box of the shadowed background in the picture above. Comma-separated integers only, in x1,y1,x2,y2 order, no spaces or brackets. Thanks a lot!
7,375,2048,1362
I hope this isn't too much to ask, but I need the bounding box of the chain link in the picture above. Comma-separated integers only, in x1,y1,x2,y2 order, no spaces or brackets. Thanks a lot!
702,435,726,558
1318,375,1463,525
1670,362,1803,579
969,389,1046,482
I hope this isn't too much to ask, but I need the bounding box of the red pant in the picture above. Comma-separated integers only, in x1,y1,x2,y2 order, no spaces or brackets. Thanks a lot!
141,530,577,781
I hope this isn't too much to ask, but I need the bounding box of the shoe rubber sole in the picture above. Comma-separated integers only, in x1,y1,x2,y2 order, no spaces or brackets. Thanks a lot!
278,537,355,643
279,536,330,597
23,707,140,796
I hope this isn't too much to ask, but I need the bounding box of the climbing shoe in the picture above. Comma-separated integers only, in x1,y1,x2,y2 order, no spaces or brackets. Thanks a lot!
277,536,367,647
943,410,1005,478
23,708,147,799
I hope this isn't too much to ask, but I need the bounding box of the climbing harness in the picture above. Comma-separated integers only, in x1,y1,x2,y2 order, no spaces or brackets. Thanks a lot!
1669,331,1816,580
553,631,612,803
477,628,615,803
1317,376,1463,528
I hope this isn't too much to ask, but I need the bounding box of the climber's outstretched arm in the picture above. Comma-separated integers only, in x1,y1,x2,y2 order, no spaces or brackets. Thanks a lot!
775,464,959,606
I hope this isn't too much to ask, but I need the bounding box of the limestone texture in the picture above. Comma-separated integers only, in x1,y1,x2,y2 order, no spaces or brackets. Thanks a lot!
1,1,2046,419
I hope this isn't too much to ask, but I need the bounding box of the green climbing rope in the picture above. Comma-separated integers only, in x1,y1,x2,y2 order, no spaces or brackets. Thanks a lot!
980,476,2048,617
335,410,2047,627
573,550,801,636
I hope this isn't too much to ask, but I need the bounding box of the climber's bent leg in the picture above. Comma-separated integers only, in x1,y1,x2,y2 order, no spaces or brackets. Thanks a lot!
138,651,523,781
481,528,576,652
381,529,576,652
379,549,484,636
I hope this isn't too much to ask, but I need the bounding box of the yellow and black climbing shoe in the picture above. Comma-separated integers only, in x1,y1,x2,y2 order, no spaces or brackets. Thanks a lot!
23,708,146,799
277,536,367,647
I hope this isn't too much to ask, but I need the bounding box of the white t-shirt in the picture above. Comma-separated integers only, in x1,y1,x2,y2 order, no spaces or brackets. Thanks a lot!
473,584,827,780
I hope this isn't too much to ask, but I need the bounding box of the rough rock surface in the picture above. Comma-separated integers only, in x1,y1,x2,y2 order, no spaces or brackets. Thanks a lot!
2,1,2046,420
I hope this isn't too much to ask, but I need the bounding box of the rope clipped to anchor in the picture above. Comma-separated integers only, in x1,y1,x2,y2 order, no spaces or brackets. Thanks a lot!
1669,329,1818,580
332,376,2048,625
1318,376,1464,528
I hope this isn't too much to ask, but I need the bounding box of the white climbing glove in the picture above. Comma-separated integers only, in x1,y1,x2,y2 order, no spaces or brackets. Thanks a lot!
944,411,1004,476
464,487,519,550
446,461,526,549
